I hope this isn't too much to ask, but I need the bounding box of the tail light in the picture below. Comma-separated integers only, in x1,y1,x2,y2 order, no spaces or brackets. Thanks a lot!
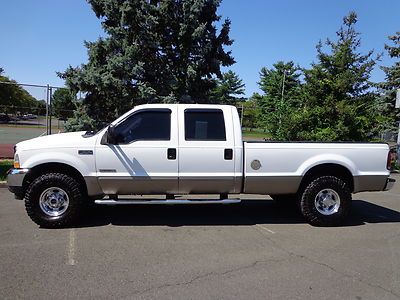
387,150,392,170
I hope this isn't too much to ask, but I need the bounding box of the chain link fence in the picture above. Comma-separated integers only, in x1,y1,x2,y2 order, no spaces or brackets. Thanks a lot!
0,80,398,162
0,104,69,130
0,82,75,157
0,82,72,134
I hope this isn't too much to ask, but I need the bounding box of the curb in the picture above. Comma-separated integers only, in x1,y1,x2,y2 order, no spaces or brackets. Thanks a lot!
0,181,7,188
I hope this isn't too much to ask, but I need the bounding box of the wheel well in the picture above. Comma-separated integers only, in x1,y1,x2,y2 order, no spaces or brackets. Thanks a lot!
300,163,354,192
23,163,88,196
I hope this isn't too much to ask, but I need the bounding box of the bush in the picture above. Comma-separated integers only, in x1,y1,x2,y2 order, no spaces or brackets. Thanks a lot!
0,160,13,181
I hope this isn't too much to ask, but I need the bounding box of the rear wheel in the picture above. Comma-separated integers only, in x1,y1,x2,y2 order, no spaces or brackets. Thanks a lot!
25,173,85,228
299,176,351,226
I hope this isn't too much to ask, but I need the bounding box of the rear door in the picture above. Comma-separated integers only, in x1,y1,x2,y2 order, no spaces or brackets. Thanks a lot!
177,106,236,194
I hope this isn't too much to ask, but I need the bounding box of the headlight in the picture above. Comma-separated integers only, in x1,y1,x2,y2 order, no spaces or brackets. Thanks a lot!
14,153,20,169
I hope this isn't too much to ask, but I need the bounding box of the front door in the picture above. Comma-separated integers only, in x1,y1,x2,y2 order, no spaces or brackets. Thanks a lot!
95,107,179,195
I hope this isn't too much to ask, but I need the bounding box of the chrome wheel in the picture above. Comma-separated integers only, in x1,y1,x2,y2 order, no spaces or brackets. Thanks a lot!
39,187,69,217
314,189,340,216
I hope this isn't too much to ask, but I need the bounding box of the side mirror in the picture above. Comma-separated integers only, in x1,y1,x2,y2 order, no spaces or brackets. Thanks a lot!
107,125,117,144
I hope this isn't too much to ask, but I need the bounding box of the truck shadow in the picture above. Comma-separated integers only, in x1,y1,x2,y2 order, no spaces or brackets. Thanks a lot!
75,199,400,228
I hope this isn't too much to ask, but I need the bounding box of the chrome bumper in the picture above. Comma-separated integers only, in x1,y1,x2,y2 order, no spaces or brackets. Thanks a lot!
7,168,29,187
384,177,396,191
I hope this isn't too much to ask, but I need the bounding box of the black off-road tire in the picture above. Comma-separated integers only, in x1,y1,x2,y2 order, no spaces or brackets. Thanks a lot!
25,173,85,228
299,176,351,226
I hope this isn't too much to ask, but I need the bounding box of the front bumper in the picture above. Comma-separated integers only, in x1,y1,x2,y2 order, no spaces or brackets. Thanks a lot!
7,168,29,199
384,177,396,191
7,168,29,187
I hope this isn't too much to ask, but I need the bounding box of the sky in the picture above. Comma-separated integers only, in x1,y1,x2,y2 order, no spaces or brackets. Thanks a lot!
0,0,399,100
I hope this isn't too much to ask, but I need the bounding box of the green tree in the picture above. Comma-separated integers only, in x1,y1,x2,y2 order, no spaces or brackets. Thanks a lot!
64,104,95,132
51,88,77,120
296,12,378,141
0,69,38,114
210,71,245,104
255,61,302,140
377,32,400,133
35,100,47,116
59,0,235,127
239,97,262,130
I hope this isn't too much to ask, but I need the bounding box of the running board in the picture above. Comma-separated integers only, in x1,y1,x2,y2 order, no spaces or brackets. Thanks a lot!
94,199,241,205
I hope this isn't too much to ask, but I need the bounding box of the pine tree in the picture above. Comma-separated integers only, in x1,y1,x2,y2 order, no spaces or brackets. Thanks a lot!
210,71,245,104
59,0,235,127
377,32,400,133
298,12,378,141
64,105,95,132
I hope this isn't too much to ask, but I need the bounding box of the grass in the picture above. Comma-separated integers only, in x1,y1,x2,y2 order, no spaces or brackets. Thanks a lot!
0,124,46,129
242,129,270,139
0,160,13,181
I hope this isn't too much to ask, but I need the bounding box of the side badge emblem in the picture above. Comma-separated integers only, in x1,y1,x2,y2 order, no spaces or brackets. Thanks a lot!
251,159,261,170
78,150,93,155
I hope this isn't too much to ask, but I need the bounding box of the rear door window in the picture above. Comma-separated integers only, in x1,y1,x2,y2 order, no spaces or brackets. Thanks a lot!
184,109,226,141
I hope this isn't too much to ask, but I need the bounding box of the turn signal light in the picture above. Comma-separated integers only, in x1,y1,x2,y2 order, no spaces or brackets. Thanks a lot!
13,153,20,169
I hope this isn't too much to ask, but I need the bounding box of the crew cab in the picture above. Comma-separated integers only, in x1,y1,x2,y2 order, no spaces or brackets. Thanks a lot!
7,104,395,227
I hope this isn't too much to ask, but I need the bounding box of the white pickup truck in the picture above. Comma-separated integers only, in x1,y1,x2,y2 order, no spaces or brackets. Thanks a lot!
7,104,395,227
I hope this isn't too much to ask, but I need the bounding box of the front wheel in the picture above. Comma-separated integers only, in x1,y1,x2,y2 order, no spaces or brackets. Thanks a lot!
299,176,351,226
25,173,85,228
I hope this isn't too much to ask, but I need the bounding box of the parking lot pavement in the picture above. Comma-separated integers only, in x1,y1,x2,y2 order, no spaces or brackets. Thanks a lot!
0,176,400,300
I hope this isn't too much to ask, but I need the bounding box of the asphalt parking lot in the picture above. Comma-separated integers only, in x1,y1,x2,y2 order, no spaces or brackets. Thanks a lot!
1,176,400,300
